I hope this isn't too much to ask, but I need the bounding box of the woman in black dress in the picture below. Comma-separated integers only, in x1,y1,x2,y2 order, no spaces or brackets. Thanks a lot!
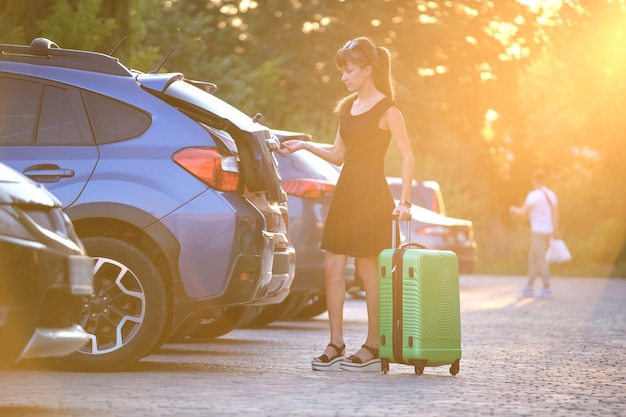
279,37,414,371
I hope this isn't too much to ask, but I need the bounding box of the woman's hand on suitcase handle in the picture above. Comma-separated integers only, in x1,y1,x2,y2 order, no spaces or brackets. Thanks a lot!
393,203,412,221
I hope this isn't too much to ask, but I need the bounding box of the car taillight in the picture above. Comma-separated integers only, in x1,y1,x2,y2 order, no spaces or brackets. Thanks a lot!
431,197,440,214
173,147,239,192
282,178,335,199
415,226,450,236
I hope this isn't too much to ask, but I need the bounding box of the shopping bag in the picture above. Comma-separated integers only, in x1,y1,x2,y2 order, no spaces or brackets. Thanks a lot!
546,239,572,263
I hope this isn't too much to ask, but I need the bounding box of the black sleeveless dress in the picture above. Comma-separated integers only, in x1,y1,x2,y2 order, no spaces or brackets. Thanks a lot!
320,96,396,257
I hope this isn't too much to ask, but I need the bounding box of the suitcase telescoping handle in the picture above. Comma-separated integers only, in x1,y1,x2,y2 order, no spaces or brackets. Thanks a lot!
391,213,426,250
391,213,409,249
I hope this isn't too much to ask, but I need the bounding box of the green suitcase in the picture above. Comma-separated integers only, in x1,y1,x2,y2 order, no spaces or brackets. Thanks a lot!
378,218,462,375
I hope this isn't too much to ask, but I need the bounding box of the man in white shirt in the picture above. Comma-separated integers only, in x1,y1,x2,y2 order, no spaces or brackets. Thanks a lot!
510,169,559,299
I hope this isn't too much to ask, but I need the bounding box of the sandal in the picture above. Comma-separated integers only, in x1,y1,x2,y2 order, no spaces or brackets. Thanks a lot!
340,344,381,372
311,342,345,371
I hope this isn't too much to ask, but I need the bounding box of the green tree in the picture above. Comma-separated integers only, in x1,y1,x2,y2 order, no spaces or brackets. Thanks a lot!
2,0,623,276
0,0,162,70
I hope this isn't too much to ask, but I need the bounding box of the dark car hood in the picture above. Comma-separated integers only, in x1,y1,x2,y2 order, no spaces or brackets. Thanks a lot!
138,73,286,203
0,163,59,207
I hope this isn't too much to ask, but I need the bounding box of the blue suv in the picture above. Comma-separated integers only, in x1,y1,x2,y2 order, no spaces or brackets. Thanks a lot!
0,38,295,371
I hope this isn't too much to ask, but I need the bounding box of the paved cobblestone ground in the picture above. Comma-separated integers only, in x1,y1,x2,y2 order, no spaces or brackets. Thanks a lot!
0,275,625,417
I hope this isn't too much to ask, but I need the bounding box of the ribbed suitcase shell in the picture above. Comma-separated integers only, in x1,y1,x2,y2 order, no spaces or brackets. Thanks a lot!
378,246,461,375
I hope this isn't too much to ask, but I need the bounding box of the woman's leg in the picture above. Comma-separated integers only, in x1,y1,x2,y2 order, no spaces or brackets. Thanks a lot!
318,251,348,358
351,255,379,361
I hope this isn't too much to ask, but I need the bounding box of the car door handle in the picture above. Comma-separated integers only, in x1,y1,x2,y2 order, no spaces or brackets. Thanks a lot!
23,164,75,183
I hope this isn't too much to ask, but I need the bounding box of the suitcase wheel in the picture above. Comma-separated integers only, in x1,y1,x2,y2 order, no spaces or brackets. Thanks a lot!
408,359,427,375
450,359,460,376
381,359,390,374
414,364,424,375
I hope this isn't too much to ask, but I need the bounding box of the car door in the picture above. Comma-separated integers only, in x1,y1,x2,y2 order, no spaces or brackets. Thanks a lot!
0,75,98,209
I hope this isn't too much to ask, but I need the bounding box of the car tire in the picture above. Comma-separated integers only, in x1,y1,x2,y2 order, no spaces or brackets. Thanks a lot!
188,307,247,339
245,295,303,327
234,306,265,328
56,237,168,371
295,292,328,319
166,314,203,342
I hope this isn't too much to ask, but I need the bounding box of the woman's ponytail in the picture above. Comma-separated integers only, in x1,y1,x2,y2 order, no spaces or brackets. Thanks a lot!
374,46,394,100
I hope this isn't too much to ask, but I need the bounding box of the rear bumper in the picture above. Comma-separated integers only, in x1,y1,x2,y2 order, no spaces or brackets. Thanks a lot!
291,256,356,294
244,246,296,306
458,254,477,274
450,245,477,274
159,191,277,307
214,232,275,306
18,324,89,361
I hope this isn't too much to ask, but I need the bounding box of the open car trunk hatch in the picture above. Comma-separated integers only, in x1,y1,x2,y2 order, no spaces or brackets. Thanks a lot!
138,73,285,203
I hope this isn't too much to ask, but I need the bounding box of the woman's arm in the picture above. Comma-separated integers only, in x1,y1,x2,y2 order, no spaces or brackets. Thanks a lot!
384,106,414,220
385,106,414,204
278,127,346,166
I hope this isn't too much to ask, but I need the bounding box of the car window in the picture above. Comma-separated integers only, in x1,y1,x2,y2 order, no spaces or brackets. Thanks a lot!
38,85,86,145
388,180,433,212
82,91,151,144
0,77,39,145
0,77,97,146
205,125,237,153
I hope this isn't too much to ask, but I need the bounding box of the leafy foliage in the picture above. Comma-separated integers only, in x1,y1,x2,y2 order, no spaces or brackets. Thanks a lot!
1,0,624,276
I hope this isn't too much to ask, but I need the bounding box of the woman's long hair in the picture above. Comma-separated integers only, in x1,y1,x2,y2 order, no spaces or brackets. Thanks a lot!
333,37,394,117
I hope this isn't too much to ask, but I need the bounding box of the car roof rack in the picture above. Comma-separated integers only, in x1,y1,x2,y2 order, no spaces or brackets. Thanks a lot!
0,38,132,77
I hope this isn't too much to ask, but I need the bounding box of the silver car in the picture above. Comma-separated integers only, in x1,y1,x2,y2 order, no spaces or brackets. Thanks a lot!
0,162,92,367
